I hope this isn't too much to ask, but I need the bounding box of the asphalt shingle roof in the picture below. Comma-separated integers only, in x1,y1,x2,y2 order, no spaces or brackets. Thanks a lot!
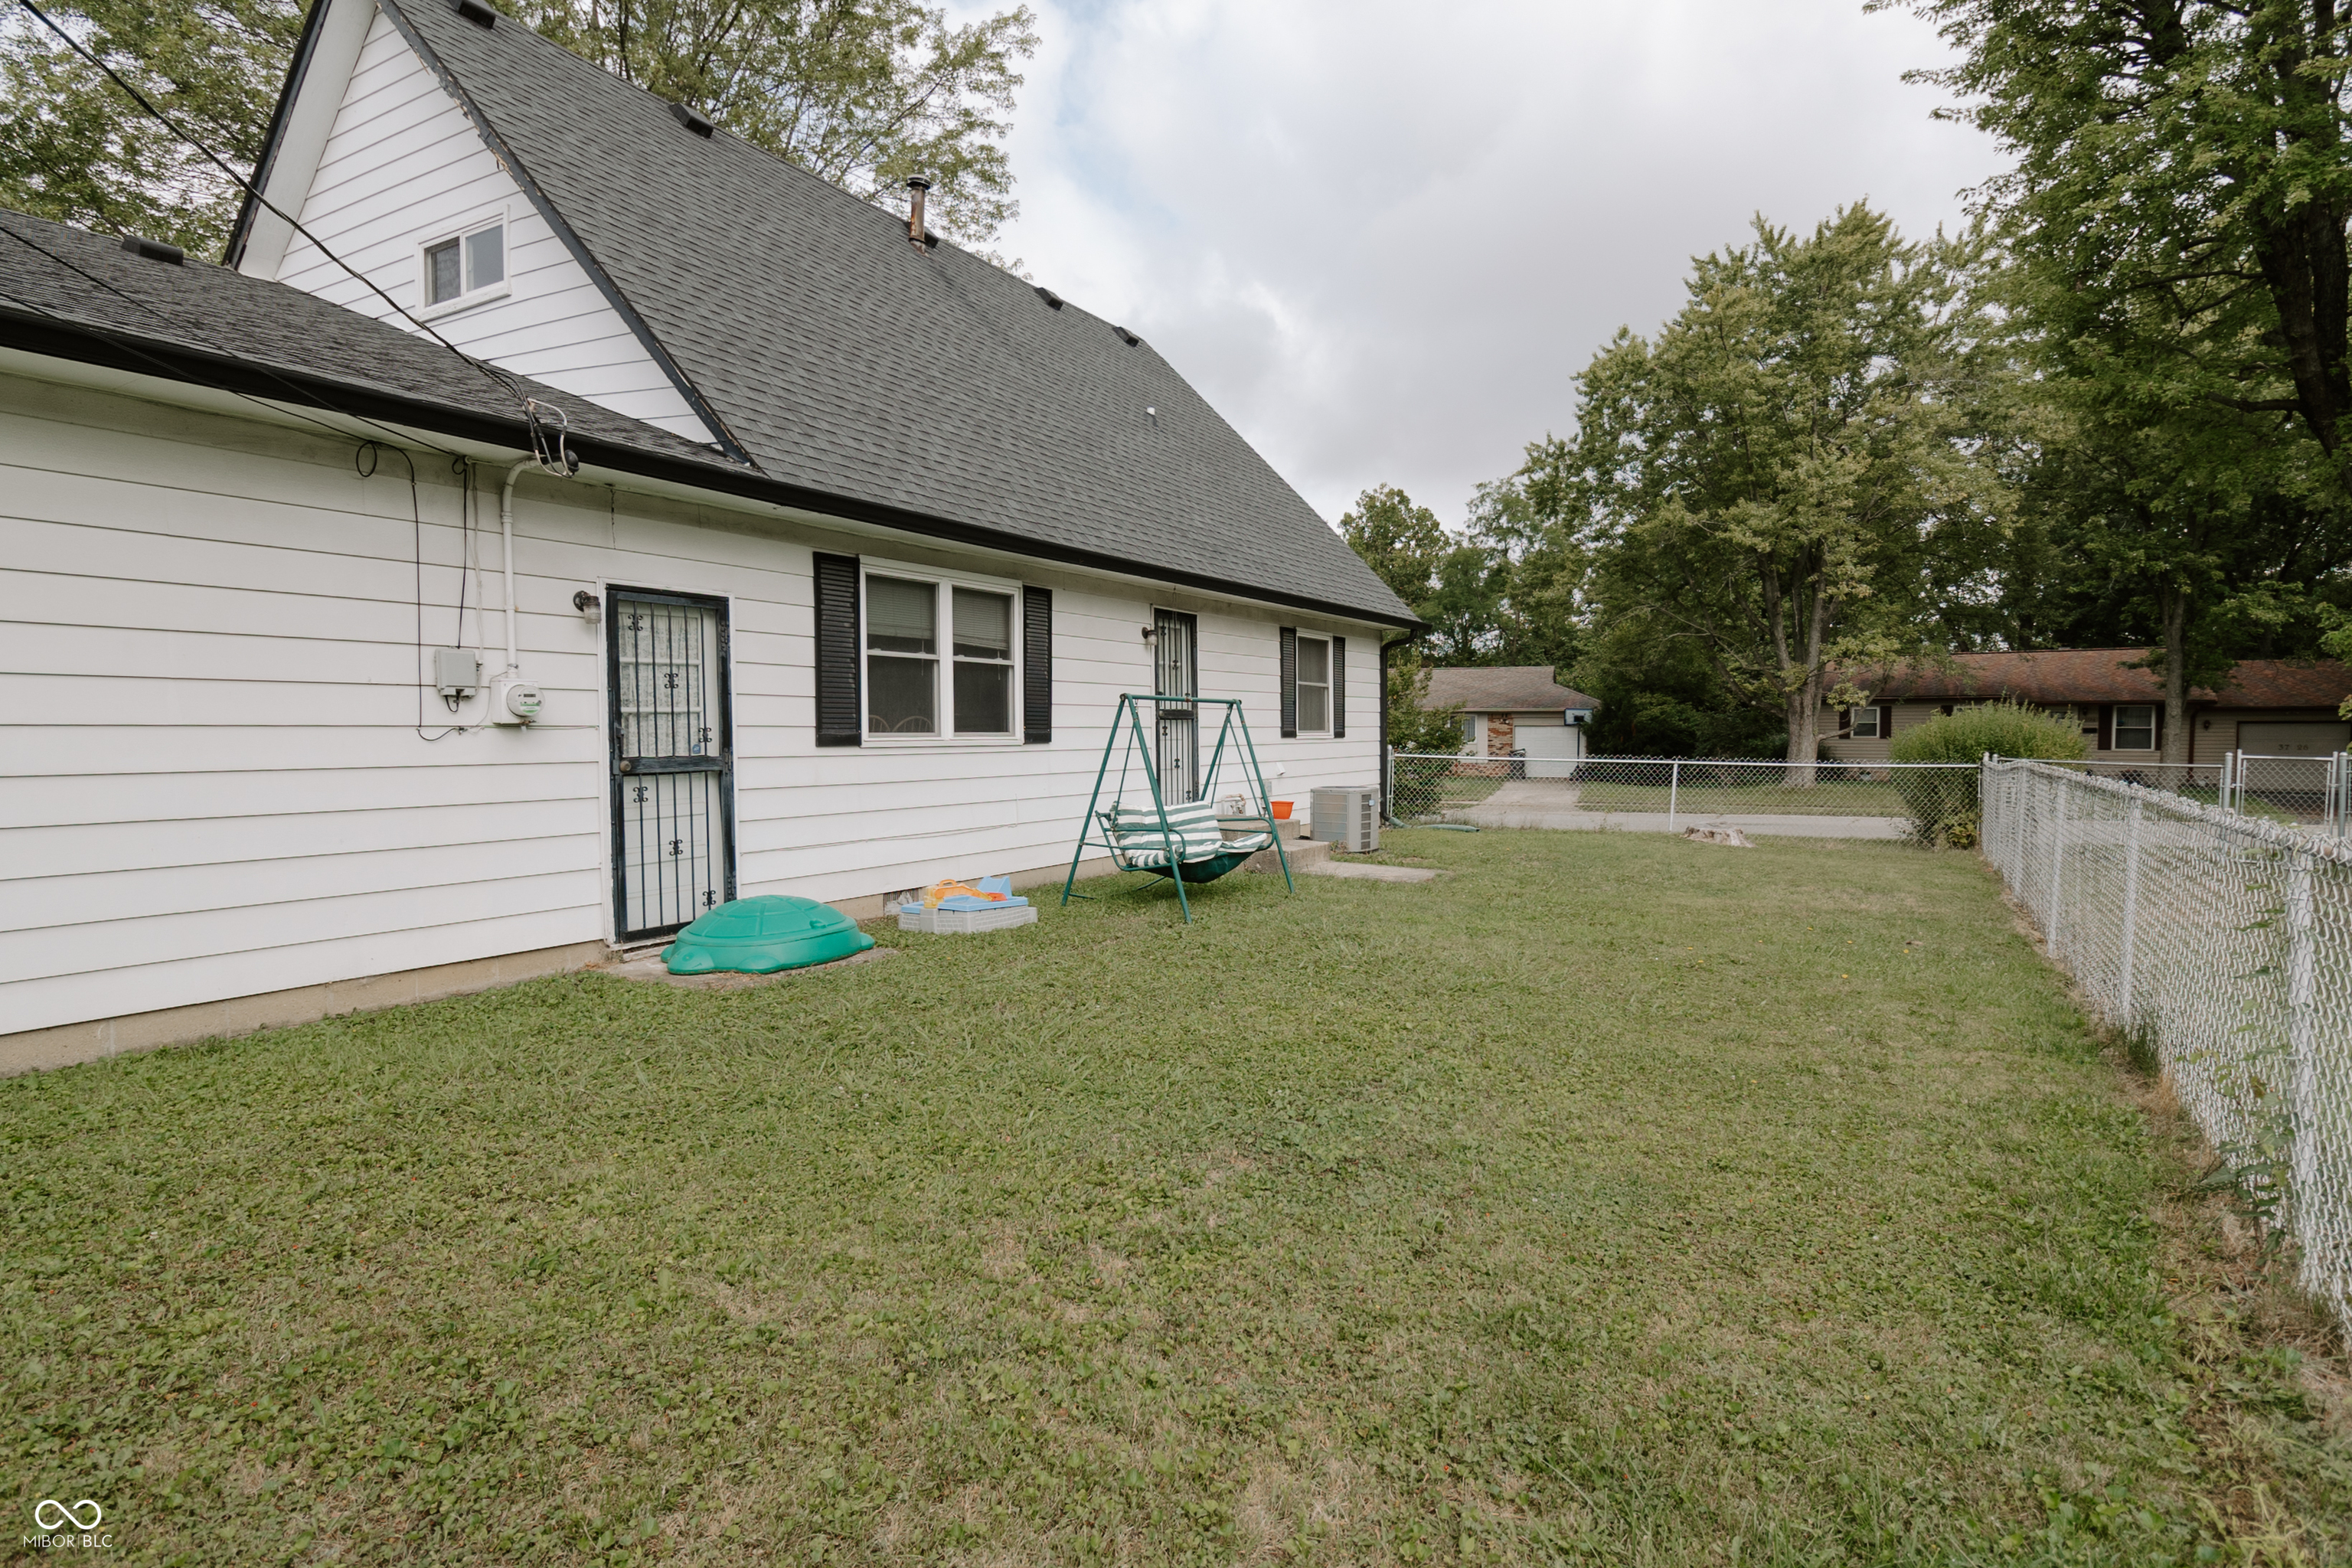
0,209,744,470
1420,666,1597,712
366,0,1413,626
1852,650,2352,709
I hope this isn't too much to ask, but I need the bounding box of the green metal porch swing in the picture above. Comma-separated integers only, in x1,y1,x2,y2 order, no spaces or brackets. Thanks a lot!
1059,694,1294,921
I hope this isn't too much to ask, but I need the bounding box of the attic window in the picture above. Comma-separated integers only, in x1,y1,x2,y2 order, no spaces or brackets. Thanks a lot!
452,0,496,27
419,211,508,315
1035,286,1063,309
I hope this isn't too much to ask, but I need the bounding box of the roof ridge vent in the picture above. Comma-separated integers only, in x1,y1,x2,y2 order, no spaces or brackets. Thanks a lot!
451,0,497,26
1034,286,1063,310
120,235,184,266
668,101,714,138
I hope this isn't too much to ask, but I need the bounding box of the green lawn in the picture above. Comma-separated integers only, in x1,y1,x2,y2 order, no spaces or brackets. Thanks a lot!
6,832,2346,1564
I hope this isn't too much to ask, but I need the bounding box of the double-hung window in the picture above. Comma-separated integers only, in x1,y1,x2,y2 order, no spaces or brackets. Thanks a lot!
862,567,1018,739
1295,634,1331,733
419,211,508,315
1847,704,1880,739
2112,704,2157,751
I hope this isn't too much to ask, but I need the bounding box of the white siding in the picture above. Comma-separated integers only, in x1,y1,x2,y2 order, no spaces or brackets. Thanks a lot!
0,374,1384,1037
269,7,711,442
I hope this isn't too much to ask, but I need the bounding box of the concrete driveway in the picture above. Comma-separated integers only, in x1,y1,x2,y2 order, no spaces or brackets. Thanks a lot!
1454,779,1909,841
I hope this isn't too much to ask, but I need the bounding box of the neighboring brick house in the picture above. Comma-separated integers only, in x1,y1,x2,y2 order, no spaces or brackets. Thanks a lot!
1420,667,1599,774
1819,649,2352,765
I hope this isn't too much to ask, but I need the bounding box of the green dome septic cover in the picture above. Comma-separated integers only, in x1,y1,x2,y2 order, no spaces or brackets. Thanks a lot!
662,895,874,975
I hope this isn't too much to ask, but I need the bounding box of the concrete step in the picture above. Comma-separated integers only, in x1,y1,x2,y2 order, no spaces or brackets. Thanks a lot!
1243,836,1331,874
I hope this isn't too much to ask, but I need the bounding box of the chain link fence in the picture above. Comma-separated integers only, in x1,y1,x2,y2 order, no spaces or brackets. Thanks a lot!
2221,752,2351,834
1984,759,2352,1332
1387,753,1980,841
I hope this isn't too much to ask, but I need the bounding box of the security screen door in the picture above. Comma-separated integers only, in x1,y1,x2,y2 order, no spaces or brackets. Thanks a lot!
609,589,735,941
1153,608,1198,804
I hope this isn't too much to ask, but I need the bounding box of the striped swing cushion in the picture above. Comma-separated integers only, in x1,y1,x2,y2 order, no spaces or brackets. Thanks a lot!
1107,800,1230,868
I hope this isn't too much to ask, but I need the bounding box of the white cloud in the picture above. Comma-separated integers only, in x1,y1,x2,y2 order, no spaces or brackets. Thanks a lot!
975,0,2007,524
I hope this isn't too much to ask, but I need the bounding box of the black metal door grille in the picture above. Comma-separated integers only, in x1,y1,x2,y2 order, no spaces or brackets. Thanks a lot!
1154,608,1198,804
609,590,734,941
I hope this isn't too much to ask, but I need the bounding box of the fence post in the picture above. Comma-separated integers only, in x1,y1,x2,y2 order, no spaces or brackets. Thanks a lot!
2047,772,2069,960
1667,760,1680,833
2119,797,2142,1028
2285,851,2318,1239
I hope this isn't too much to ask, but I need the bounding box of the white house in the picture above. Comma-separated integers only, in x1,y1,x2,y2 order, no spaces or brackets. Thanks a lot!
0,0,1416,1070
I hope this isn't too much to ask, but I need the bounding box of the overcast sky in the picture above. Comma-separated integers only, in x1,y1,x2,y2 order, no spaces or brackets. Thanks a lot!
978,0,2010,529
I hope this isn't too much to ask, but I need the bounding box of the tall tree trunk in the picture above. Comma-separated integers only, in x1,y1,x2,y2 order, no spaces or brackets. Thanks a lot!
2158,583,2190,767
1782,569,1828,786
1784,673,1821,786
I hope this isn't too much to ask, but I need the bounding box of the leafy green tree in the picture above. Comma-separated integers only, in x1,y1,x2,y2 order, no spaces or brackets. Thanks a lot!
518,0,1036,244
1339,483,1513,665
1462,469,1584,669
1561,204,2009,779
1973,243,2352,760
0,0,1036,257
1340,485,1449,613
0,0,302,256
1382,655,1469,754
1881,0,2352,479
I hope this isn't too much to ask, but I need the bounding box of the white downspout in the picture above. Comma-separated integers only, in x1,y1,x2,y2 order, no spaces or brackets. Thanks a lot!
499,456,532,674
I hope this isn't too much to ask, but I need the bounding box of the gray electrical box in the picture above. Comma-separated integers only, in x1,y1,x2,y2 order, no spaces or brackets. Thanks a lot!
433,647,481,698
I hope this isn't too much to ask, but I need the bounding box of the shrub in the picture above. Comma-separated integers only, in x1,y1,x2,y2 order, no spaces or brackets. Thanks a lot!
1886,700,2088,846
1386,658,1470,755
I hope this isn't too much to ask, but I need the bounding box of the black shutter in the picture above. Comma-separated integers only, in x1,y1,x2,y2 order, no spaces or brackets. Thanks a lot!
2097,705,2113,751
1878,704,1892,741
1332,635,1347,738
1022,586,1052,744
1279,626,1298,737
814,551,861,746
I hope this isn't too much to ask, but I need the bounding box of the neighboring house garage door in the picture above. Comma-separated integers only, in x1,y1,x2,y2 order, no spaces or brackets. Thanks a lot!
2237,721,2351,756
1515,719,1583,779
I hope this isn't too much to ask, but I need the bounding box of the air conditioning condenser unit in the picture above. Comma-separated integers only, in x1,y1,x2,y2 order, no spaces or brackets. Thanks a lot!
1310,786,1379,853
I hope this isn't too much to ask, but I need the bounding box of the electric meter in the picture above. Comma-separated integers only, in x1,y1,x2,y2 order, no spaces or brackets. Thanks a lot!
488,672,541,725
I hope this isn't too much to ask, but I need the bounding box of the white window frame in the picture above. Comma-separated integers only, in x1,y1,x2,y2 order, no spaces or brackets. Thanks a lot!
1295,632,1333,736
858,559,1023,746
1847,703,1881,740
415,205,511,321
2111,703,2158,753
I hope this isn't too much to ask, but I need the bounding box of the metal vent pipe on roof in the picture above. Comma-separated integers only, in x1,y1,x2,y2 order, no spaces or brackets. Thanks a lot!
906,177,931,250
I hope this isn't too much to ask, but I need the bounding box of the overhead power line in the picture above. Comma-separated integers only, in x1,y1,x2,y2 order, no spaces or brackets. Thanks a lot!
12,0,533,415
